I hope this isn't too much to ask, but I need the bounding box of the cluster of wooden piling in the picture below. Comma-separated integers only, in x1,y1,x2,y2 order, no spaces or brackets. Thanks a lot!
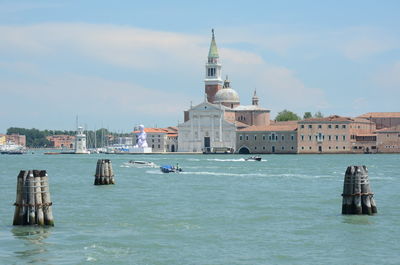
13,170,54,226
94,159,115,185
342,165,377,215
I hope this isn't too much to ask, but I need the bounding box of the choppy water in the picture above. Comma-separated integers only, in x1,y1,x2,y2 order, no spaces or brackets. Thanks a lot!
0,152,399,264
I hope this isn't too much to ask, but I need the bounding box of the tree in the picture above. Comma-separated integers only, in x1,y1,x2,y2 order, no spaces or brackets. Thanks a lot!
314,111,324,118
275,109,301,121
303,112,312,119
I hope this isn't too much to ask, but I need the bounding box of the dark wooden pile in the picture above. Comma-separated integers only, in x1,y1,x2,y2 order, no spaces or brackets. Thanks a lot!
342,165,377,215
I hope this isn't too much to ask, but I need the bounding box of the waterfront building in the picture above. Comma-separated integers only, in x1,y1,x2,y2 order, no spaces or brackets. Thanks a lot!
358,112,400,130
178,100,237,152
178,30,270,152
376,125,400,153
0,134,26,147
297,115,376,154
46,135,75,148
0,134,6,145
236,121,298,154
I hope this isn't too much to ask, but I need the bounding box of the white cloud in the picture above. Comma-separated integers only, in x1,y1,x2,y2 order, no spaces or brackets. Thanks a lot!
330,27,399,60
0,23,331,129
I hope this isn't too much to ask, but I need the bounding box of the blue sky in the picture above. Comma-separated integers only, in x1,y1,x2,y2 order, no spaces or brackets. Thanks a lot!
1,0,399,132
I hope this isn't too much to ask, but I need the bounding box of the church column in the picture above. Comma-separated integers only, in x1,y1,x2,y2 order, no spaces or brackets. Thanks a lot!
219,110,223,142
190,111,194,152
211,114,214,145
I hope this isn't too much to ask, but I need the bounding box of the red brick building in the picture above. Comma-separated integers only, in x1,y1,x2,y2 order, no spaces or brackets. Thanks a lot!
46,135,75,148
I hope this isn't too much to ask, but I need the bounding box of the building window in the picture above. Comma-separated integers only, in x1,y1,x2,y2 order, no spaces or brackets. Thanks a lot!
342,135,346,141
301,135,304,141
152,139,154,143
343,146,345,150
329,146,331,149
245,135,249,140
291,146,294,150
318,125,322,129
301,125,304,128
335,135,339,141
152,144,154,148
263,146,265,150
342,125,346,129
328,135,331,141
262,135,266,140
158,145,160,148
308,125,312,129
291,135,294,141
301,146,304,150
282,146,285,150
281,135,285,141
254,135,257,140
239,135,243,140
335,125,339,129
254,146,257,150
336,146,338,149
309,146,312,150
328,125,332,129
308,135,312,141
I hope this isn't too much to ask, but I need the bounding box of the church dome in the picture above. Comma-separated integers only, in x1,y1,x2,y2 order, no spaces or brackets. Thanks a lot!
214,77,240,104
215,88,240,103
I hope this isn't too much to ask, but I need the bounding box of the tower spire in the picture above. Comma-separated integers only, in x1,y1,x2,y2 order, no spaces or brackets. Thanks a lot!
252,88,259,106
204,29,223,103
208,28,219,59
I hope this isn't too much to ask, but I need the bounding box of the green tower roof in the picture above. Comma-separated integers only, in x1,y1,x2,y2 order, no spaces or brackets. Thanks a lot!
208,29,219,58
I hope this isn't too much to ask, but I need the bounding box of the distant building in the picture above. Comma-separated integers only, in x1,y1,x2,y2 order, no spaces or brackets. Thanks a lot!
0,134,6,145
358,112,400,130
47,135,75,148
133,127,178,152
376,125,400,153
179,30,270,152
178,101,237,152
236,121,298,154
1,134,27,147
297,115,376,153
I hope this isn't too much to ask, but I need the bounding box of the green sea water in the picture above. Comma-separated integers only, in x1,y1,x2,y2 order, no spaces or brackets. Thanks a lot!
0,152,399,264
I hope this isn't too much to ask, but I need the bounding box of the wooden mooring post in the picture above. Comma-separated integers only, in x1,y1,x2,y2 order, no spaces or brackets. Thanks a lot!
342,165,377,215
94,159,115,185
13,170,54,226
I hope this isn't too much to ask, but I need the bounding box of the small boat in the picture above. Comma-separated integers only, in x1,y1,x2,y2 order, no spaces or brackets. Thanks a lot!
1,150,25,155
245,156,261,161
127,160,156,167
160,165,183,173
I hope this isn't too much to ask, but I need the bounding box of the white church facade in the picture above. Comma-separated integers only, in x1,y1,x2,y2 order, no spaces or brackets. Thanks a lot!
178,101,237,152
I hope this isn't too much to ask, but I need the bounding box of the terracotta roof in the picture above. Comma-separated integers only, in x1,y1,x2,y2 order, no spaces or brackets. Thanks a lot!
358,112,400,118
376,125,400,133
300,115,370,123
300,115,353,123
132,128,168,134
167,134,178,137
234,121,249,128
239,122,297,132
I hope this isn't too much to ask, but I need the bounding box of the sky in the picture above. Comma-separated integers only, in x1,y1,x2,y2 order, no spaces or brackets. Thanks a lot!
0,0,399,133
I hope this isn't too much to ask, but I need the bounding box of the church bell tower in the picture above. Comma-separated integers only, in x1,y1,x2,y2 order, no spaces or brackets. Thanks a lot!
204,29,223,103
